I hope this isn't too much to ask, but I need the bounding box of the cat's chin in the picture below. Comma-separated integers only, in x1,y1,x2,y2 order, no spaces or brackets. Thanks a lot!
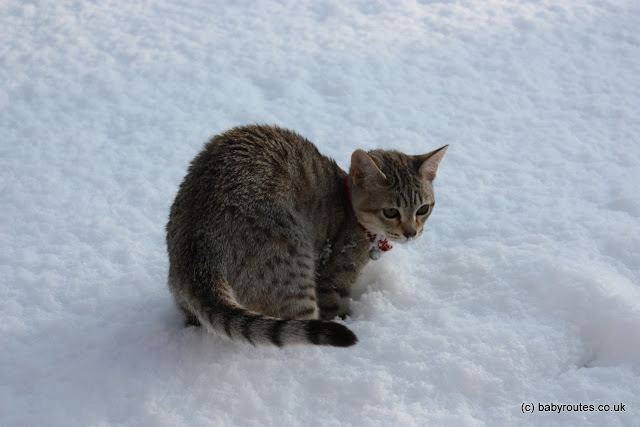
383,234,406,244
388,232,424,244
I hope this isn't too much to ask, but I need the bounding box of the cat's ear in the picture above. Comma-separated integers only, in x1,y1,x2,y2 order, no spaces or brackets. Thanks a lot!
416,145,448,181
350,150,387,187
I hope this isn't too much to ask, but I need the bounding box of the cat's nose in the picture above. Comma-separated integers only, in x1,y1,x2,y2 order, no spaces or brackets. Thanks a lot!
403,230,417,239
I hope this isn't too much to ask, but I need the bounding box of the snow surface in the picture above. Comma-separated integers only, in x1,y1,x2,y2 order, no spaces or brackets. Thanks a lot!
1,0,639,425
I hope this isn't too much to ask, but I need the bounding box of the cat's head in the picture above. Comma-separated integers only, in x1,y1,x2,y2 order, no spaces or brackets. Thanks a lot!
348,145,448,243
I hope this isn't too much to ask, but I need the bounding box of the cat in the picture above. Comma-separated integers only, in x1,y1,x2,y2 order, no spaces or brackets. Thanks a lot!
166,125,447,347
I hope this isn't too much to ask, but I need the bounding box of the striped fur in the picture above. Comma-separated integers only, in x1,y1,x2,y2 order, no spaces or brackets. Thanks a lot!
166,125,447,347
176,276,356,347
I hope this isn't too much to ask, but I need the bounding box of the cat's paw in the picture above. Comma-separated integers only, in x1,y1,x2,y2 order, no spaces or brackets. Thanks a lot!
336,312,350,320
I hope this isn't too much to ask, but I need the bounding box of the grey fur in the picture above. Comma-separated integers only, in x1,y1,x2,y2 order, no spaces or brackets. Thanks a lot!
166,125,447,347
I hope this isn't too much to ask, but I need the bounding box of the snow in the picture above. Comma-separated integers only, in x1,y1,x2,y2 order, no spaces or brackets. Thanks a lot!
1,0,639,425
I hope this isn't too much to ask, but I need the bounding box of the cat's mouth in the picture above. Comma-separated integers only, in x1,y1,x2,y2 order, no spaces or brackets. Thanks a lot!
385,234,407,243
386,231,423,243
359,223,423,244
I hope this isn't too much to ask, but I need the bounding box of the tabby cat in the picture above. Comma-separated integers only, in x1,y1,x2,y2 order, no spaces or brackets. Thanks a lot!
166,125,447,347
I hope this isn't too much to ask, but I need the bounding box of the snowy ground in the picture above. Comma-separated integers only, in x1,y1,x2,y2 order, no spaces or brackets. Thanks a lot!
1,0,639,425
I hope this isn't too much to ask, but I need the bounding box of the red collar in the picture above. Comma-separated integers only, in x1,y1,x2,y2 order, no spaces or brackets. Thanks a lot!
343,177,393,253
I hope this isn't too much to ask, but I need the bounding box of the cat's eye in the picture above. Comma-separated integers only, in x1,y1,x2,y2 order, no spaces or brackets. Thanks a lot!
416,204,430,216
382,208,400,219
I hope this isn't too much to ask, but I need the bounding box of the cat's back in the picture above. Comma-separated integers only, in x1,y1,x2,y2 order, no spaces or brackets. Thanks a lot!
171,125,343,224
202,125,332,184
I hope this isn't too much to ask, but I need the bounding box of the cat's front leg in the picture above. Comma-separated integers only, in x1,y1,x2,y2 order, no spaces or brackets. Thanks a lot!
316,257,365,320
316,283,351,320
316,231,370,320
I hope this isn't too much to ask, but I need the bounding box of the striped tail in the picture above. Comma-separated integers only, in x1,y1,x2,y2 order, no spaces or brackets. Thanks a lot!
176,277,357,347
